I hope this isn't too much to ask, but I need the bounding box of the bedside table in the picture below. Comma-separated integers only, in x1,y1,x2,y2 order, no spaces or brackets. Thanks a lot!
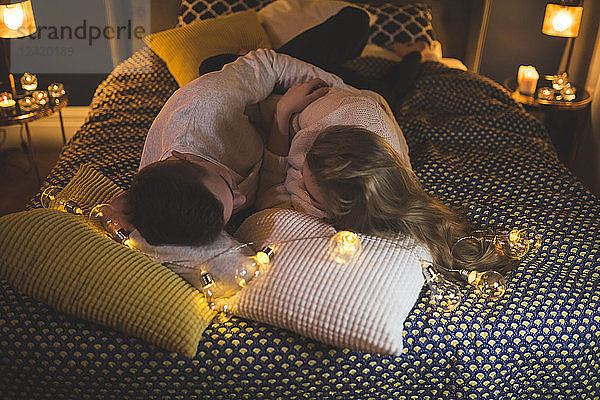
503,77,592,168
0,90,68,184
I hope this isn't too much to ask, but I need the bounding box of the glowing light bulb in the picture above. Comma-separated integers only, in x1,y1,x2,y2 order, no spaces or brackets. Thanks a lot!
234,246,274,287
493,228,541,259
3,5,24,30
421,262,462,312
40,186,83,215
198,266,234,323
328,231,361,264
552,10,572,32
462,270,506,301
89,203,131,245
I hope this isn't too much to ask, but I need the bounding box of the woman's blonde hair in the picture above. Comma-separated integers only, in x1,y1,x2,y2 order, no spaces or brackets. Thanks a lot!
305,125,514,278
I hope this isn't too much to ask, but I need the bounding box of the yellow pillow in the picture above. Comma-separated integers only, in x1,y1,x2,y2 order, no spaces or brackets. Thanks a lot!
143,10,272,87
0,164,215,358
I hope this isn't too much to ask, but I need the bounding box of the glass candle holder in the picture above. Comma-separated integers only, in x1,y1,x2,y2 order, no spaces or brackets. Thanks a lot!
561,84,576,101
18,96,35,112
537,87,555,101
47,83,65,98
548,73,568,91
517,65,539,96
0,92,16,115
32,90,48,105
20,73,37,91
0,91,13,104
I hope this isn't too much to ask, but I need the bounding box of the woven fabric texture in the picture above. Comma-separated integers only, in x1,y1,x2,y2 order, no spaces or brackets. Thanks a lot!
1,45,599,399
179,1,436,49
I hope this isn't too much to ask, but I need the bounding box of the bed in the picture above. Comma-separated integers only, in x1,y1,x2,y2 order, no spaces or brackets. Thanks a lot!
2,0,600,399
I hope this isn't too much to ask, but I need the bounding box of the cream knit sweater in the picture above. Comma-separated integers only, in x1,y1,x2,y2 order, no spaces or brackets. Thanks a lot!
256,82,411,217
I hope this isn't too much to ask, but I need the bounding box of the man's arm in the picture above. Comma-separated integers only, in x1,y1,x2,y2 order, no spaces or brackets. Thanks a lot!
140,49,352,170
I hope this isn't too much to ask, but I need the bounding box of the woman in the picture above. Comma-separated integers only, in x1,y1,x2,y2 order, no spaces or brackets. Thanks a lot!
256,79,514,278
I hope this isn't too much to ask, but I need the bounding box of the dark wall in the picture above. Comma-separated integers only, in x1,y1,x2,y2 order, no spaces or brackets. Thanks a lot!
37,73,107,105
479,0,567,84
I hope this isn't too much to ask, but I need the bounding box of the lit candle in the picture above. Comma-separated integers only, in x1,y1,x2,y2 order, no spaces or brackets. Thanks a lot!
517,65,539,96
561,84,576,101
537,87,554,100
18,96,35,111
47,83,65,98
550,73,568,91
20,73,37,91
32,90,48,105
0,92,16,114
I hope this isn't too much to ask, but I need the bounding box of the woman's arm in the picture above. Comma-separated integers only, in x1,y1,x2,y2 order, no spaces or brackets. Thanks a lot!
267,78,329,156
257,78,329,210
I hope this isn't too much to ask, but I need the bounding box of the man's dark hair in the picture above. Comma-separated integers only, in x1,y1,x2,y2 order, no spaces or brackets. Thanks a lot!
127,159,224,246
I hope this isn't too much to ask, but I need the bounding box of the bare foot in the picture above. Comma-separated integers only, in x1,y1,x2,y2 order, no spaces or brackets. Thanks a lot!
390,40,429,58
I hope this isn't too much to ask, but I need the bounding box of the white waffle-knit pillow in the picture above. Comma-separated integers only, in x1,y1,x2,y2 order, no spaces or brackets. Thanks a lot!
233,208,428,355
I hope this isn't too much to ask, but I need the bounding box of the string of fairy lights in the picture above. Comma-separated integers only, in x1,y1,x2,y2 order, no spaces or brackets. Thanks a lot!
41,186,542,316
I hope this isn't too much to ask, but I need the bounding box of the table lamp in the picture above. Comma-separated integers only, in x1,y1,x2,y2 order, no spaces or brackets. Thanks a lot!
0,0,36,97
541,1,583,79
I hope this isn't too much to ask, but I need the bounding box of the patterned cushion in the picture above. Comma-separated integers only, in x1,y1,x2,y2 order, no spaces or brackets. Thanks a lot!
178,0,275,25
0,164,214,358
234,208,428,355
365,2,436,47
144,9,272,87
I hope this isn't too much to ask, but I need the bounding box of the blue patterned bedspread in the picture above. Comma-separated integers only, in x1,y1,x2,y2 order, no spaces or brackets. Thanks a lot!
2,47,599,399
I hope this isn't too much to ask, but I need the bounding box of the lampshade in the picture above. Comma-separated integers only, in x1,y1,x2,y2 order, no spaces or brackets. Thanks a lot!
542,3,583,37
0,0,36,38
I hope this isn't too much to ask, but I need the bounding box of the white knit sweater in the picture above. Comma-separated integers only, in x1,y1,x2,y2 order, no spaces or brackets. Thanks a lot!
257,86,411,217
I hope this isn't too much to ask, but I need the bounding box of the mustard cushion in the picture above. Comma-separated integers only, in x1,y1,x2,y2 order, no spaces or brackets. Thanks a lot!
0,164,214,358
143,9,272,87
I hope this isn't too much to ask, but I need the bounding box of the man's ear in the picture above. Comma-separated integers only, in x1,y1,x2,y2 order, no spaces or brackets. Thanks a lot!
232,190,246,210
107,192,137,233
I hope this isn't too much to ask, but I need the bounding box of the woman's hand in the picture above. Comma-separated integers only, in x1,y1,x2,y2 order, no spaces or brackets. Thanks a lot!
268,79,329,156
275,78,329,135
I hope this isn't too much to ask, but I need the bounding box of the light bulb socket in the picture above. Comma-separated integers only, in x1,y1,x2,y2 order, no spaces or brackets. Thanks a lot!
422,263,440,282
62,200,82,215
459,269,475,284
260,246,275,260
114,228,129,243
200,271,215,288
